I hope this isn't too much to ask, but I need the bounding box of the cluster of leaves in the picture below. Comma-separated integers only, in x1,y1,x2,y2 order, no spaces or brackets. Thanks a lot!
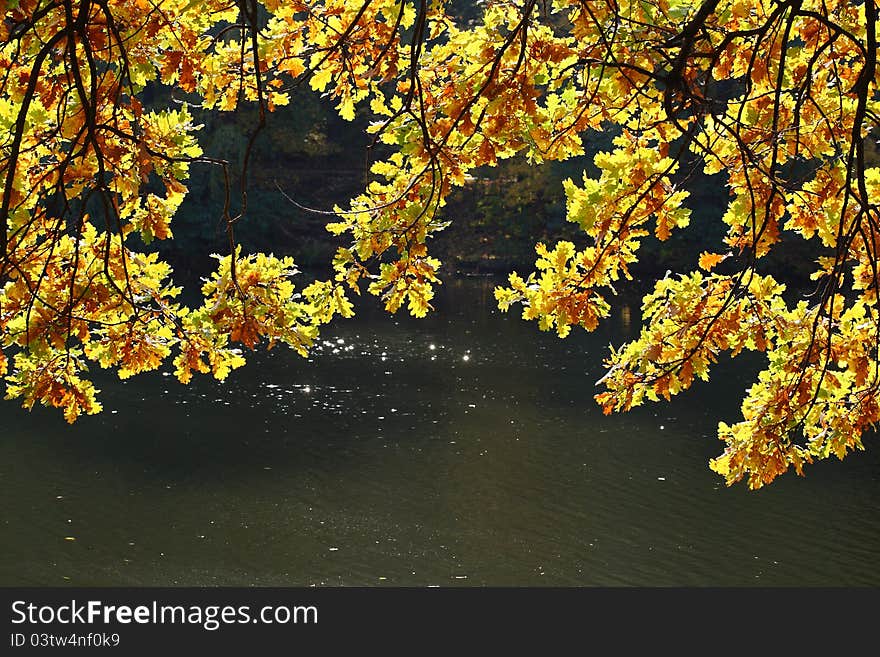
1,0,878,488
0,0,324,421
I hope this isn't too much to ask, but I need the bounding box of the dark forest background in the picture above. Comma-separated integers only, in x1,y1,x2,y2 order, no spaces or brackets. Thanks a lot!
143,3,880,289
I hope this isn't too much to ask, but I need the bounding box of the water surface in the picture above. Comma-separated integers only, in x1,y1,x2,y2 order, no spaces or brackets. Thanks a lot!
2,279,878,586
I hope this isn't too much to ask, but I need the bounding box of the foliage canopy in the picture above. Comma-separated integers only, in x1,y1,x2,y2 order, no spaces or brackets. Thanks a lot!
1,0,878,488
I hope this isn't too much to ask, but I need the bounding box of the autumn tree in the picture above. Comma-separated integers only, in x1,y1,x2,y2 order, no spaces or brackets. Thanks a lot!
1,0,877,488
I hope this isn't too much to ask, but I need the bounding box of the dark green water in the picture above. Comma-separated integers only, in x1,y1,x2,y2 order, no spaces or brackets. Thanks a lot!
1,278,878,586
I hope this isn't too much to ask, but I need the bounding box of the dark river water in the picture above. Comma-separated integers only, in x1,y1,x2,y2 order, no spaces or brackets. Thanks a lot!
2,278,878,586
